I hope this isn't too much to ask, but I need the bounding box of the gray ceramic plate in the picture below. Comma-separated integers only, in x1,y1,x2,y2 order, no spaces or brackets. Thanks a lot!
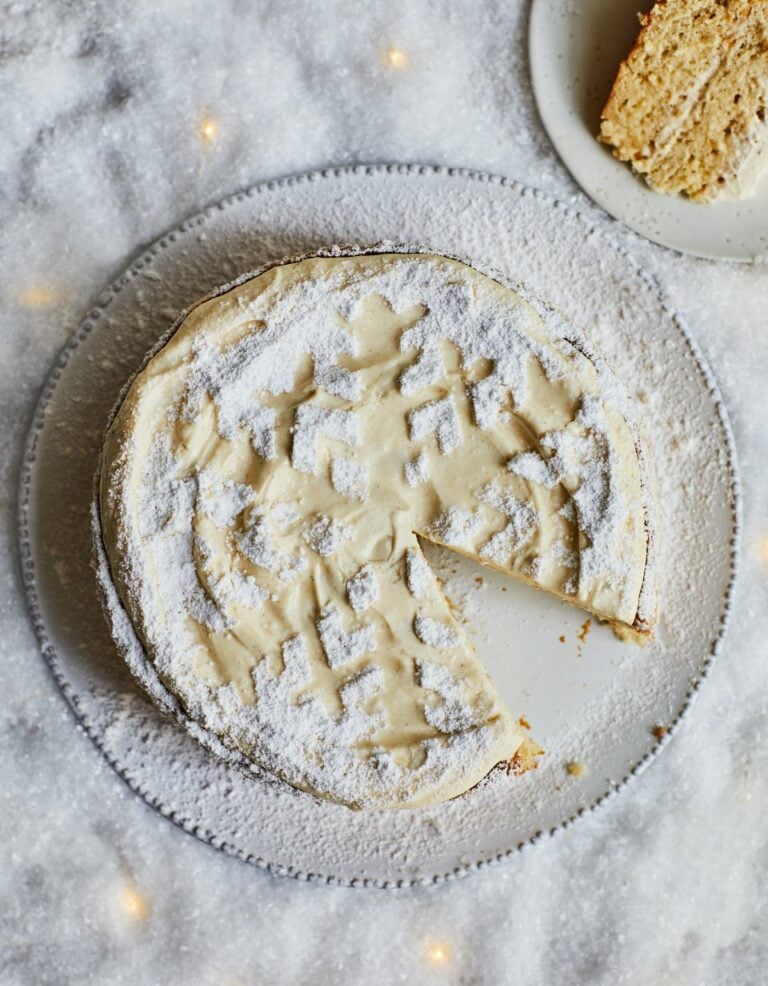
18,164,740,887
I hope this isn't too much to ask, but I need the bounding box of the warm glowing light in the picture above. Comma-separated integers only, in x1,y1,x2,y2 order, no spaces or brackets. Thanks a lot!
120,885,151,921
757,536,768,563
18,285,59,308
384,46,408,68
426,941,451,966
200,117,218,143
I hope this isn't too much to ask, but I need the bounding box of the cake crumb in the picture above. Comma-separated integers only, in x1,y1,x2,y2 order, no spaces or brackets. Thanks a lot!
559,634,566,643
577,619,591,643
652,724,667,740
566,761,588,778
506,738,544,775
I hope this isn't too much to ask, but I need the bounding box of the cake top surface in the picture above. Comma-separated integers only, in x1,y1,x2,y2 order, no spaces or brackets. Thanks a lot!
98,251,652,809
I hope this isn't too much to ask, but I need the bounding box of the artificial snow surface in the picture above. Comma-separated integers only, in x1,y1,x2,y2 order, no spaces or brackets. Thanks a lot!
1,2,768,984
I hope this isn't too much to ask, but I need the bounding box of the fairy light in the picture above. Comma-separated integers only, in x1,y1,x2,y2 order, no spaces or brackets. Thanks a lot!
120,884,151,922
426,940,451,966
18,285,59,308
200,116,218,144
384,46,408,69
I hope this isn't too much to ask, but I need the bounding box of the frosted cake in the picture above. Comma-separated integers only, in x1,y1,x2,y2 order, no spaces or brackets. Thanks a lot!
600,0,768,202
94,249,656,810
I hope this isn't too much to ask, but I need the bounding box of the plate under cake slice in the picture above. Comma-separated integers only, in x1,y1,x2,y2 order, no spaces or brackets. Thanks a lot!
95,248,656,810
600,0,768,202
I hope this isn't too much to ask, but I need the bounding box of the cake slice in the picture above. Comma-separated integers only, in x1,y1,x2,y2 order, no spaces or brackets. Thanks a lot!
600,0,768,202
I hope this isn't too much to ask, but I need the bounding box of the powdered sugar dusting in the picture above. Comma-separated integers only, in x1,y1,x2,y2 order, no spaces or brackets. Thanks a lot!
404,450,430,486
317,607,376,669
344,256,567,419
303,515,351,557
428,506,481,548
271,501,299,531
477,482,537,565
197,470,254,528
398,347,443,395
291,402,358,475
346,565,379,612
202,554,270,614
280,634,311,687
330,456,368,501
405,548,433,600
418,660,484,732
314,362,362,402
237,515,306,582
414,615,460,649
507,451,558,488
507,395,638,607
408,395,461,454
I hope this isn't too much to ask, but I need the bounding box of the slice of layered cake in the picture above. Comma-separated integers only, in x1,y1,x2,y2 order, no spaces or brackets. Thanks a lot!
600,0,768,202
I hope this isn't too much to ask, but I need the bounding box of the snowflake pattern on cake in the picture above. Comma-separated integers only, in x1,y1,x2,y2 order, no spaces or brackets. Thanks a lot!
98,251,653,810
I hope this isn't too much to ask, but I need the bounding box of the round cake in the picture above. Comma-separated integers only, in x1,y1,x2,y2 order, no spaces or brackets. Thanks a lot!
94,247,656,810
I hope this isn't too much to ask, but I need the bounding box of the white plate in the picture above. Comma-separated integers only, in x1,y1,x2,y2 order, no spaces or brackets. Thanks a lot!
529,0,768,261
18,164,740,887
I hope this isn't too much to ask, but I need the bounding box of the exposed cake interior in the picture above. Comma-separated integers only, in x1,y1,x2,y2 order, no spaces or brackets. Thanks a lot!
600,0,768,202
